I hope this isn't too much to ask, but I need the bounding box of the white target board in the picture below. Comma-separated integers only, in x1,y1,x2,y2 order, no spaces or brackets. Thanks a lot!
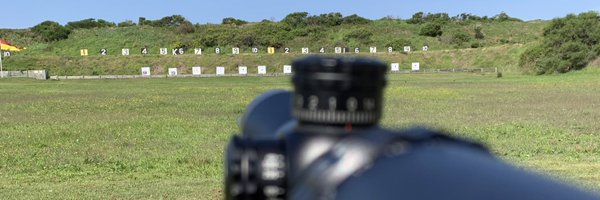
172,48,184,55
215,48,221,54
141,67,151,76
168,68,178,76
283,65,292,74
404,46,411,52
284,48,290,53
3,51,11,57
194,48,202,55
100,48,107,56
252,47,259,54
216,67,225,75
388,47,393,53
319,48,325,53
370,47,377,54
232,47,240,55
423,46,429,51
160,48,168,55
301,48,309,54
141,48,148,55
354,48,360,54
238,66,247,75
391,63,400,72
258,66,267,74
122,48,129,56
192,66,202,75
412,62,420,71
335,47,342,54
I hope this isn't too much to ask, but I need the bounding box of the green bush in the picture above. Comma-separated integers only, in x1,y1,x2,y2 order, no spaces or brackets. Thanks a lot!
222,17,248,26
342,14,371,25
450,30,472,46
519,12,600,74
31,21,71,42
66,18,116,29
419,22,443,37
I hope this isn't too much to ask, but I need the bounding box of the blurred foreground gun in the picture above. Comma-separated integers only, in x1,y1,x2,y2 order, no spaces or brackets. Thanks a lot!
224,56,600,200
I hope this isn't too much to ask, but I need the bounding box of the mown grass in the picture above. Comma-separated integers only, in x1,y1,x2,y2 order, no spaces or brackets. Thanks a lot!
1,70,600,199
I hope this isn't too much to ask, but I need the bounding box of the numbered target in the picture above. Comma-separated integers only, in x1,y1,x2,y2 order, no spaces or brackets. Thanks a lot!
160,48,168,55
422,45,429,51
283,65,292,74
172,48,184,55
354,48,360,54
301,47,309,54
267,47,275,54
232,47,240,55
334,47,342,54
258,66,267,74
100,48,107,56
238,66,247,75
194,48,202,55
3,51,9,57
122,48,130,56
141,67,151,76
252,47,259,54
404,46,411,52
391,63,400,72
369,47,377,54
319,48,325,53
216,67,225,75
168,68,178,76
141,48,148,55
80,49,88,56
412,62,420,71
388,47,393,53
284,48,290,54
192,66,202,75
215,48,221,54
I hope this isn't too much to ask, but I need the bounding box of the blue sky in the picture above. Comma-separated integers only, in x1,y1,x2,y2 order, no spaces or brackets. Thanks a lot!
2,0,599,28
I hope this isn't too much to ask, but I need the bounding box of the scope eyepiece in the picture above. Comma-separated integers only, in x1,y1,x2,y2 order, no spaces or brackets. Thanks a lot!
292,56,387,126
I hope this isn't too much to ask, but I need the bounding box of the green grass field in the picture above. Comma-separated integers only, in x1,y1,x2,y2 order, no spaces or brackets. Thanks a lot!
1,69,600,199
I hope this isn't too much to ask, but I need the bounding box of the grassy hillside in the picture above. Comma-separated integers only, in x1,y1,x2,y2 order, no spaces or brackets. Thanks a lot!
0,19,548,75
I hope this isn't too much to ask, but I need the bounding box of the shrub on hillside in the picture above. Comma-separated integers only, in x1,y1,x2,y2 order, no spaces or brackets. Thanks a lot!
66,18,116,29
117,20,136,27
449,30,472,46
342,14,371,25
175,21,195,34
384,38,412,50
344,28,373,43
519,12,600,74
222,17,248,26
419,22,443,37
31,21,70,42
474,25,485,39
